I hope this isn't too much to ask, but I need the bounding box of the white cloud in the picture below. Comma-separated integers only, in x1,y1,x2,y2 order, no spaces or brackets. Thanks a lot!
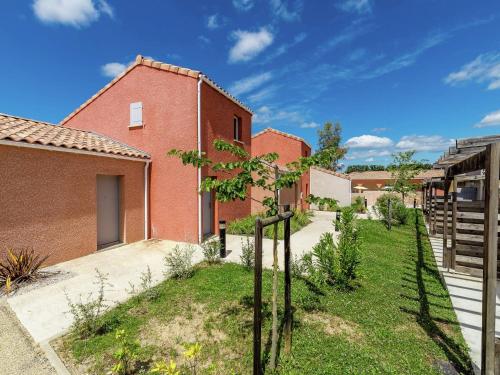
365,157,375,162
247,85,279,103
372,127,388,133
229,72,273,96
345,135,393,149
253,105,304,125
207,14,223,29
228,27,274,63
300,122,320,129
270,0,303,21
345,149,391,161
474,109,500,128
337,0,372,14
233,0,254,11
32,0,113,27
101,62,128,78
444,52,500,90
316,21,373,57
198,35,211,44
262,32,307,63
395,135,454,152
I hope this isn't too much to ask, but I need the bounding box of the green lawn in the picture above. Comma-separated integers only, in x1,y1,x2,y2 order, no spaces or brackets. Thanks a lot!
54,211,472,374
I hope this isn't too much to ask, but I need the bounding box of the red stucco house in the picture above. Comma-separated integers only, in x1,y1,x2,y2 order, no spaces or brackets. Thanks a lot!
62,55,253,244
251,128,311,213
1,55,253,265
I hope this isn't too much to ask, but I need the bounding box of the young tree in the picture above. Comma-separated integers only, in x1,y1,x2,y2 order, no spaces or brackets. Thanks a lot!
317,122,347,171
388,151,426,202
168,139,333,370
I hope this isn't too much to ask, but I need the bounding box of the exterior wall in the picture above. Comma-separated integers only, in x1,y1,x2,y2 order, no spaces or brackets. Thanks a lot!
64,65,199,243
251,130,311,213
0,145,144,265
200,82,252,233
310,168,351,207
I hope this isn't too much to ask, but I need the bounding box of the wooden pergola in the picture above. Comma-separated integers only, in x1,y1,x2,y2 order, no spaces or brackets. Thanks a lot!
426,135,500,374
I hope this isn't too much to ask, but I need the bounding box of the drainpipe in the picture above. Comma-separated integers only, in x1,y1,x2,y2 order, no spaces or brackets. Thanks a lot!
144,161,150,240
197,76,203,243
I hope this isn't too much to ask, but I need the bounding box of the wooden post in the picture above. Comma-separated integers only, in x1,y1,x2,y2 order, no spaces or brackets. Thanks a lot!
283,206,292,354
432,184,437,235
443,180,450,269
451,178,457,269
428,182,433,225
481,142,500,375
253,218,263,375
388,198,392,231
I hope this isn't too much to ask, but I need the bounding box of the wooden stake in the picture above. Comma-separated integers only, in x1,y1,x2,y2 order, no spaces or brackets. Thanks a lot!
481,142,500,375
270,166,279,370
443,180,450,268
253,219,263,375
284,211,292,354
451,178,457,269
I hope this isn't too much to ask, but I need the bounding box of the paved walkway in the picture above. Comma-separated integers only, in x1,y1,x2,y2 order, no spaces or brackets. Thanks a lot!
224,210,337,269
428,232,500,374
0,299,56,375
7,239,204,344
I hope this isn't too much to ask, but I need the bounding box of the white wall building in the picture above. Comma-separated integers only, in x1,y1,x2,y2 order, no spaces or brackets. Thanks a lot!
310,166,351,208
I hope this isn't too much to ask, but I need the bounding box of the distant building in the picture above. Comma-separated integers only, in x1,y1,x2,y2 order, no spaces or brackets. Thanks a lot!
348,169,444,205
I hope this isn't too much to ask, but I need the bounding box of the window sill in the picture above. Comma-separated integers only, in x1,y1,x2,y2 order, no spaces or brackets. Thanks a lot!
233,139,245,145
128,124,143,129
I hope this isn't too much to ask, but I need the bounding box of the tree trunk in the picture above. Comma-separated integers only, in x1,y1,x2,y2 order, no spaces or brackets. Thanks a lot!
270,166,279,370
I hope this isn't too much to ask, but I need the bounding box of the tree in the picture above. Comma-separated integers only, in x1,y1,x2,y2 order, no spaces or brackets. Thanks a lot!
317,122,347,171
345,164,386,173
168,139,333,370
388,151,426,202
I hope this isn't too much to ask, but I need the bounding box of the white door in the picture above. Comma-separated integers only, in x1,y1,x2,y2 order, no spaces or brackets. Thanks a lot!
202,191,213,237
97,175,120,248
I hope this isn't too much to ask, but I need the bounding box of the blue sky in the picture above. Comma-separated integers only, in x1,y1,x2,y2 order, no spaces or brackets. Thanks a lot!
2,0,500,168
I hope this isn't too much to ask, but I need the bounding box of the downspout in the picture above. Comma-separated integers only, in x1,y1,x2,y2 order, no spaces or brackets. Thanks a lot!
144,161,150,240
197,76,203,243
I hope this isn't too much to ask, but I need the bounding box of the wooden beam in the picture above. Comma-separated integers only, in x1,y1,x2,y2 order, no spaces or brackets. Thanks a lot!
253,219,264,375
451,178,457,269
481,142,500,375
432,184,437,235
284,215,292,354
443,180,450,268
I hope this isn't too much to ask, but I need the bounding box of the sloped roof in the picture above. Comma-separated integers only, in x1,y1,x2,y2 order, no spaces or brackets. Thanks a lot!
0,113,150,160
348,169,443,180
252,127,312,149
60,55,252,125
311,166,350,180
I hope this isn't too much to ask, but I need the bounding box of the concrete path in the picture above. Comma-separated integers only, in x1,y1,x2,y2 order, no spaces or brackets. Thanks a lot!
224,210,337,269
7,239,204,344
428,232,499,374
0,299,56,375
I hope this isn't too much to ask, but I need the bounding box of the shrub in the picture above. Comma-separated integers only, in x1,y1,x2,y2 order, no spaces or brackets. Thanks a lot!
164,245,195,279
374,193,408,226
240,237,255,269
303,208,361,289
290,254,308,278
351,196,366,213
306,195,338,211
201,239,221,264
0,247,49,294
111,329,141,375
227,215,257,236
67,269,110,338
127,266,159,301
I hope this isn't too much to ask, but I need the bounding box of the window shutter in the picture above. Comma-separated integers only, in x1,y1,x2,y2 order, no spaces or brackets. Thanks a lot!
130,102,143,126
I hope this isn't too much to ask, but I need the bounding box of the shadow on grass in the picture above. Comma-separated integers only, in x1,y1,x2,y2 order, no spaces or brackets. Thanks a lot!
400,210,473,374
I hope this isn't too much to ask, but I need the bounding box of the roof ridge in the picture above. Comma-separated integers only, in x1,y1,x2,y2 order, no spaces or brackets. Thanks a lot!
60,54,252,125
252,127,312,149
0,112,56,127
311,165,350,180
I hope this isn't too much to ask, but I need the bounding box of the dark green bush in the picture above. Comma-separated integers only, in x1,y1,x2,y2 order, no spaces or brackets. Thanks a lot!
374,193,408,226
351,196,366,213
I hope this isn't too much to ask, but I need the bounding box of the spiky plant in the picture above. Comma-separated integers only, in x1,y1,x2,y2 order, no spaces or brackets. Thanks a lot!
0,247,49,293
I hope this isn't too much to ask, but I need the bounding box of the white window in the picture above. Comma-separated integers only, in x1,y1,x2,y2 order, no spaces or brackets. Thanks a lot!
130,102,143,127
233,116,242,141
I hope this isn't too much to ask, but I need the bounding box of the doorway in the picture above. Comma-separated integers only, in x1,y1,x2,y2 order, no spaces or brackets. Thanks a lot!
97,175,121,249
202,190,214,238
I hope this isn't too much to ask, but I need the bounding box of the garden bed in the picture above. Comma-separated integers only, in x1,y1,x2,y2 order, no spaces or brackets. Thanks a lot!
226,209,313,239
53,211,472,374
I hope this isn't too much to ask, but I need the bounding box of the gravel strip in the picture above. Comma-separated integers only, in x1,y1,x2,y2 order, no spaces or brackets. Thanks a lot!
0,298,56,375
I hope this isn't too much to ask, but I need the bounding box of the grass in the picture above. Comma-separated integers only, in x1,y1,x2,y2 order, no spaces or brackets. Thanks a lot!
226,209,313,240
54,210,472,374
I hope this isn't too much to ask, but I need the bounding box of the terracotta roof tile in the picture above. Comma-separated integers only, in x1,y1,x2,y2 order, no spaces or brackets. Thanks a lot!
0,113,150,160
312,166,351,180
348,169,443,180
60,54,252,125
252,127,312,149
